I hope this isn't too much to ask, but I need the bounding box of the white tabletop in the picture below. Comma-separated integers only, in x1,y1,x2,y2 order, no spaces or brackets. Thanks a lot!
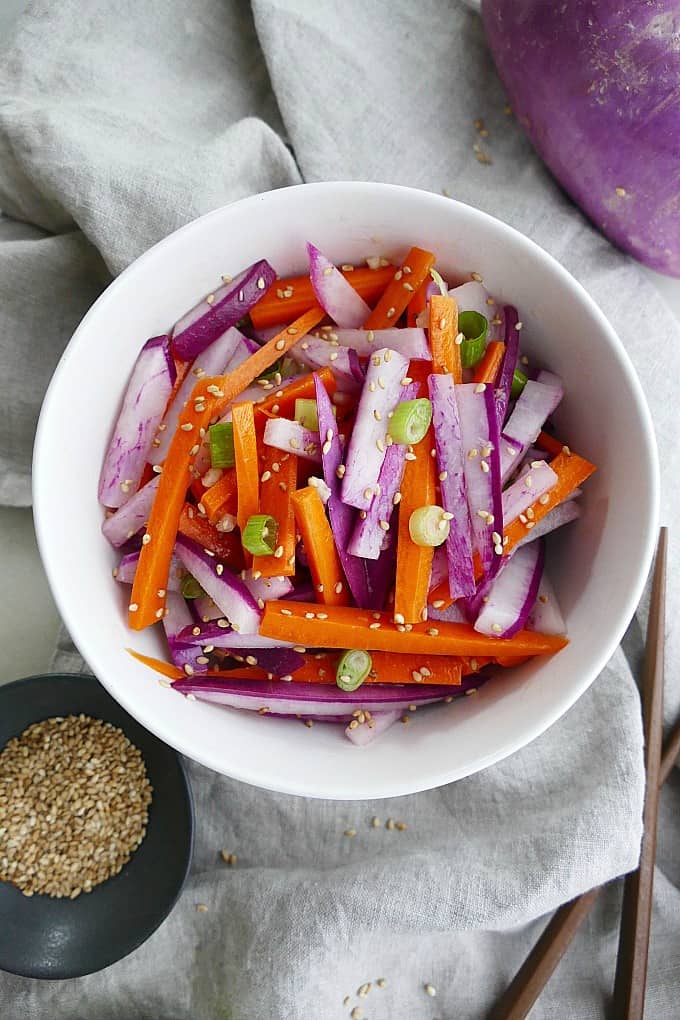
1,0,679,684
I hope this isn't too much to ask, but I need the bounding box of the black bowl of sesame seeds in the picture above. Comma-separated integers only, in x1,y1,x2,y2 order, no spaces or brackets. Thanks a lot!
0,673,194,979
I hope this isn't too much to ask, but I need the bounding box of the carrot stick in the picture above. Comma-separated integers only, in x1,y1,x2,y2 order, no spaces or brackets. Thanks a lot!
407,278,429,327
429,293,461,381
259,601,569,657
200,468,238,525
536,430,567,457
178,502,245,569
250,265,395,330
138,462,156,490
231,402,259,565
503,451,596,556
291,486,351,606
252,450,298,577
394,425,436,624
129,393,217,630
127,649,184,681
473,340,505,384
167,356,190,408
256,367,336,418
363,247,436,330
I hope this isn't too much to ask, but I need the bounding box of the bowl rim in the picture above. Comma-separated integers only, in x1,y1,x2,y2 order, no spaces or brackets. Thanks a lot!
32,181,660,798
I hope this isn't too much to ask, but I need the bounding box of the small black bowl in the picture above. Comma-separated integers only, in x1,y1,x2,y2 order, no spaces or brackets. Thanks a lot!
0,673,194,979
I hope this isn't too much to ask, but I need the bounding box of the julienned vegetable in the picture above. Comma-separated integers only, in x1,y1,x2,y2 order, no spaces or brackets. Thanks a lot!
103,244,596,745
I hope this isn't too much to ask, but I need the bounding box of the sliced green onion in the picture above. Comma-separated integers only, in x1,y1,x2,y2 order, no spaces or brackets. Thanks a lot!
242,514,278,556
510,368,528,399
209,422,235,469
295,398,320,431
458,310,488,368
181,574,206,599
388,398,432,445
336,649,372,691
429,267,448,296
409,505,450,547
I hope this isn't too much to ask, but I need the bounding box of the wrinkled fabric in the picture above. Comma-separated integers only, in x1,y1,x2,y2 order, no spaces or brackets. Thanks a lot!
0,1,678,1017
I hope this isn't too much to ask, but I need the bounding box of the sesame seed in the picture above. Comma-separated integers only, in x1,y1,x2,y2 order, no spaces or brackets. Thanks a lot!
432,599,445,609
344,828,357,838
519,513,528,524
425,983,437,997
394,612,405,625
275,339,286,351
615,186,627,197
180,422,193,431
455,332,465,345
293,645,307,654
471,272,483,282
278,481,288,492
515,321,523,330
142,533,151,545
562,444,572,456
396,820,407,831
525,474,533,488
491,623,503,634
335,582,344,595
412,670,423,682
377,978,386,988
539,493,550,505
401,376,412,385
474,383,486,394
526,521,536,530
378,375,386,389
217,618,229,628
427,627,439,636
526,507,535,520
350,1009,363,1020
386,307,396,318
128,603,138,612
480,460,490,474
506,445,517,456
329,352,338,362
404,452,416,461
403,282,414,291
494,544,503,555
386,818,396,831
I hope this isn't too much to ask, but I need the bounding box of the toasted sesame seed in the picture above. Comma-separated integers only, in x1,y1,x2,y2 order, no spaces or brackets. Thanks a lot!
471,272,483,282
432,599,445,609
180,422,193,432
404,452,416,461
348,719,359,730
344,828,357,838
394,612,405,625
293,645,307,654
526,521,536,529
275,339,286,351
526,507,535,520
401,376,412,385
128,602,139,612
403,282,414,291
377,978,386,988
425,983,437,997
491,623,503,633
480,460,490,474
386,818,396,831
386,307,396,318
474,383,486,394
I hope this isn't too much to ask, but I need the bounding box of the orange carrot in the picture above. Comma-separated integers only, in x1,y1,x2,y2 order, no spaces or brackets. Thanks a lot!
256,367,336,418
138,462,156,490
205,307,325,418
231,402,259,564
394,425,436,624
536,430,566,457
473,340,505,384
281,650,462,685
504,451,596,556
168,356,190,408
259,601,569,657
363,247,436,330
178,502,245,569
201,468,238,525
406,278,429,327
429,293,461,381
291,486,351,606
250,265,395,329
252,450,298,577
128,649,184,681
129,393,217,630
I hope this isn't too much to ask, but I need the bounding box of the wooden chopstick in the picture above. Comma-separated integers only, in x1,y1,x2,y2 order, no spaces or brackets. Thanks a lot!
611,526,667,1019
488,527,671,1020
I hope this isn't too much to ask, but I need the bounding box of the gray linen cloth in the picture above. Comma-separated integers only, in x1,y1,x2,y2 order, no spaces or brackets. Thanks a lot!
1,2,679,1017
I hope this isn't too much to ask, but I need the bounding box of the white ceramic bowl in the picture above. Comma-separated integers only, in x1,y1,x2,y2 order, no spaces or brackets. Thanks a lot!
33,182,659,800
